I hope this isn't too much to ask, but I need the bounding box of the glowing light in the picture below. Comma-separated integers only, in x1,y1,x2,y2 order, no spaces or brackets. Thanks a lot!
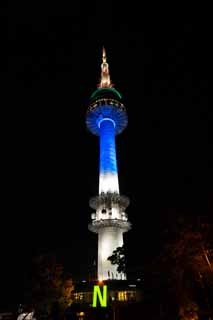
118,291,128,301
92,285,107,307
99,47,112,88
76,311,85,319
90,87,122,100
98,118,115,128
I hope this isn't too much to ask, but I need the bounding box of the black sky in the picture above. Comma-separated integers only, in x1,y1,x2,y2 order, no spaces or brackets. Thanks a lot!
2,1,212,308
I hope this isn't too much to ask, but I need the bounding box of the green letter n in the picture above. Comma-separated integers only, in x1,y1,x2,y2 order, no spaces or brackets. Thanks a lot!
92,285,107,307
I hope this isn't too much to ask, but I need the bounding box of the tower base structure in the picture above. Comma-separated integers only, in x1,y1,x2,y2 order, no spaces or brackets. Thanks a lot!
97,227,125,280
89,192,131,281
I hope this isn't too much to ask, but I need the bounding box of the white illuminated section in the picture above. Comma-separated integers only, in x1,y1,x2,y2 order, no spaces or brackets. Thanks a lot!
17,313,35,320
98,227,126,280
99,173,119,194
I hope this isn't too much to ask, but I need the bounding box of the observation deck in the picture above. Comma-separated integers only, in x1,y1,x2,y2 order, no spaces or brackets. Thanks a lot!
86,87,128,136
89,192,130,210
88,218,131,233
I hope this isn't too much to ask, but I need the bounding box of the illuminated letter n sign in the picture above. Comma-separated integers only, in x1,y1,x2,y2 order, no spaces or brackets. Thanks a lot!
92,285,107,307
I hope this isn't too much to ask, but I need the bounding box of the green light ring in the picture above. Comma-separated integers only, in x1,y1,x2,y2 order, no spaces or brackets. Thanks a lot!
91,87,122,100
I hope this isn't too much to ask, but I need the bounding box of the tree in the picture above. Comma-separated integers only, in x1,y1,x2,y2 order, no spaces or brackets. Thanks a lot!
31,254,74,318
107,245,126,274
150,215,213,319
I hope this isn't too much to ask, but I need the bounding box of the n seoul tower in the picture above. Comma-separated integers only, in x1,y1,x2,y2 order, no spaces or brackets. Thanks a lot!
86,48,131,281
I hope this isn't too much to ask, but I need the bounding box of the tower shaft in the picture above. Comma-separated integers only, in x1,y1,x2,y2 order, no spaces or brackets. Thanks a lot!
99,119,119,194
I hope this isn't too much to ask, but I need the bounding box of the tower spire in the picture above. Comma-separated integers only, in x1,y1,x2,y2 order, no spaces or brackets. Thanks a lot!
98,47,112,88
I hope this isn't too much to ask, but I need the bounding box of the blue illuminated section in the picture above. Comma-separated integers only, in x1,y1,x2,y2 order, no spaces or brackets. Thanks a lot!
99,119,117,175
86,104,128,136
99,118,119,194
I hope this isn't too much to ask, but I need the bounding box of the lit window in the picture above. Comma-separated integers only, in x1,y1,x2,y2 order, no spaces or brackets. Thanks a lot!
117,290,136,301
118,291,128,301
74,292,84,301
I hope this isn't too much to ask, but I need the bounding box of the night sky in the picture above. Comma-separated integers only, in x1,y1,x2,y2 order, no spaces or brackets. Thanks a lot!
2,1,212,308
